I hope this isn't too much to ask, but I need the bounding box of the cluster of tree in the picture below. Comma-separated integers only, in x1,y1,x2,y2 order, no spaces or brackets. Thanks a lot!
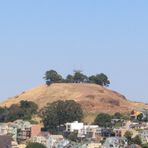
94,112,128,128
0,100,38,122
94,113,112,127
40,100,83,133
124,131,142,146
44,70,110,87
142,143,148,148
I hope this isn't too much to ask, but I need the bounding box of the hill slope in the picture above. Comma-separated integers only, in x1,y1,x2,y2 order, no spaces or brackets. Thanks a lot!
1,83,148,114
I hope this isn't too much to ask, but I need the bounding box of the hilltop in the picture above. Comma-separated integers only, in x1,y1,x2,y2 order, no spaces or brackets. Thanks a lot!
1,83,148,115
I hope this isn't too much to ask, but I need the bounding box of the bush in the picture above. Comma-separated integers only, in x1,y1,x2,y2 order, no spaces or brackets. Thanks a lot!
132,135,142,146
142,143,148,148
124,131,133,144
26,142,46,148
94,113,112,127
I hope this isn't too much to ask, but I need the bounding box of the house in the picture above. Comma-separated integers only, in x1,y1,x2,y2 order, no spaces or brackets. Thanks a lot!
14,120,32,144
11,141,19,148
83,125,101,140
65,121,84,133
114,127,138,138
7,124,18,141
31,124,42,137
55,139,69,148
31,136,47,146
13,120,31,130
31,132,69,148
103,137,128,148
46,135,65,148
0,123,8,135
31,131,50,147
17,127,31,144
101,128,115,137
65,121,101,140
82,143,102,148
0,123,18,141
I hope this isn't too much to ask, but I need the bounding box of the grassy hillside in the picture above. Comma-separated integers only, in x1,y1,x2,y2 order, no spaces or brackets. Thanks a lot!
1,83,147,116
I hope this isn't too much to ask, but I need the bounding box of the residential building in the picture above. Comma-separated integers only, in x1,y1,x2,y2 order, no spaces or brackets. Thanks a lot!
103,137,128,148
31,124,42,137
65,121,84,133
17,127,31,144
65,121,101,140
46,135,64,148
82,143,102,148
0,123,8,135
31,136,47,146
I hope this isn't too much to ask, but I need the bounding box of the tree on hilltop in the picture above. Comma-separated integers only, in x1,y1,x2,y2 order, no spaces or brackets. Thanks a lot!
44,70,63,85
43,69,110,87
73,70,88,83
66,74,74,83
89,73,110,87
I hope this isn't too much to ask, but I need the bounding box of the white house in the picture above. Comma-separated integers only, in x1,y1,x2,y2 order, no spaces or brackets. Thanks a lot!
65,121,101,139
65,121,84,133
0,123,8,135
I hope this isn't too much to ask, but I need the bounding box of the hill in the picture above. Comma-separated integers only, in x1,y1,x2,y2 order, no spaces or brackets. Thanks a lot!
1,83,148,115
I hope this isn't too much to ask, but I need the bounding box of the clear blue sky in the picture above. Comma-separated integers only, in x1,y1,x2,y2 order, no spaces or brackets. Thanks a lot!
0,0,148,102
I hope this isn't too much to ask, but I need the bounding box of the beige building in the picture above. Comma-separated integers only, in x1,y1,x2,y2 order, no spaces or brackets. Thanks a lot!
87,143,102,148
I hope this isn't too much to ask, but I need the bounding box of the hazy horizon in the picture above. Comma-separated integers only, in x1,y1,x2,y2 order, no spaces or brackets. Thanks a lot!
0,1,148,103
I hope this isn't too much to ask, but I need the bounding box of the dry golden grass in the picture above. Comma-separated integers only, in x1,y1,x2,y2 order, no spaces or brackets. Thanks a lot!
1,83,148,115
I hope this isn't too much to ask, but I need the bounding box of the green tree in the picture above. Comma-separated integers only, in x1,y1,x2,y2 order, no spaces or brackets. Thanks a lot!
124,131,133,144
44,70,63,84
132,135,142,146
95,73,110,86
0,107,9,122
1,101,38,122
113,112,122,119
73,71,88,83
89,75,96,83
40,100,83,133
66,74,74,83
8,104,25,121
20,100,38,114
142,143,148,148
26,142,46,148
89,73,110,87
94,113,112,127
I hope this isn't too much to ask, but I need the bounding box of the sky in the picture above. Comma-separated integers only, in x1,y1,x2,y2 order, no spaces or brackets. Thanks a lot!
0,0,148,102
